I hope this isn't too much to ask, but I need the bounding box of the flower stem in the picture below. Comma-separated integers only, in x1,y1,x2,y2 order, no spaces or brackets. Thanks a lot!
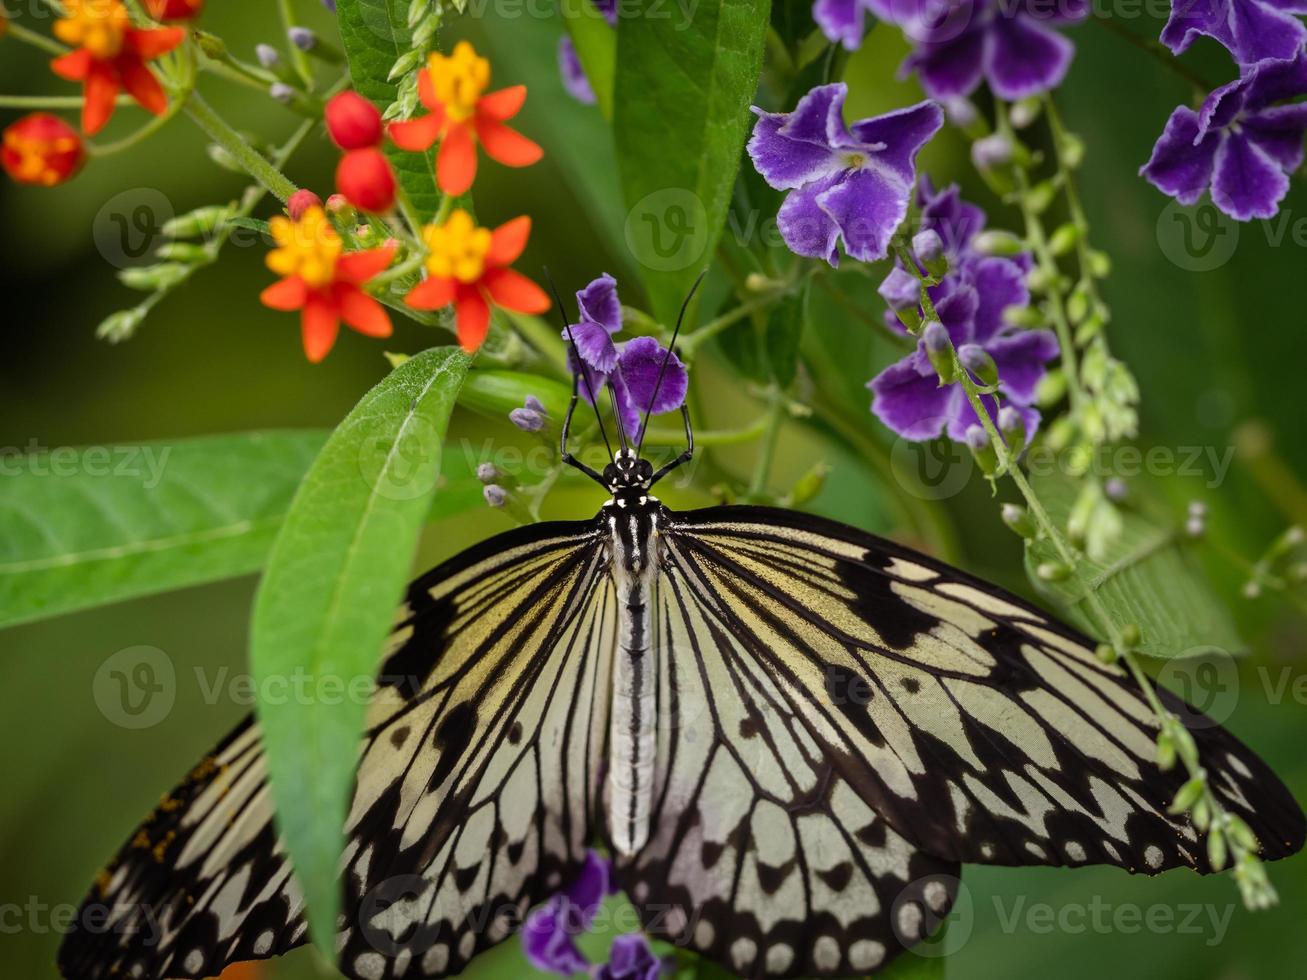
6,22,69,56
184,93,299,202
680,287,793,359
747,387,786,498
0,94,132,109
277,0,315,89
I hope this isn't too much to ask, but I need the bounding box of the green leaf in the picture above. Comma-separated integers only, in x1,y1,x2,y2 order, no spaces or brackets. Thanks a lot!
613,0,770,325
562,0,617,120
0,431,325,629
337,0,440,217
460,370,573,422
251,347,471,956
224,216,271,237
765,279,808,387
1023,472,1243,658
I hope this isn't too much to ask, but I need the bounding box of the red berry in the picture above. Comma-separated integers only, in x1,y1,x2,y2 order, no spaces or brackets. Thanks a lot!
1,113,86,187
325,92,384,151
287,189,324,220
336,147,396,213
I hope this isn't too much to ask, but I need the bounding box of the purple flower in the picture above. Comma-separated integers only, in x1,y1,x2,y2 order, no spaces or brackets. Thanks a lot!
523,851,611,975
915,177,988,259
1161,0,1307,68
1141,53,1307,220
869,257,1057,442
594,933,663,980
879,0,1089,101
747,83,944,264
557,1,618,104
563,275,689,439
812,0,876,49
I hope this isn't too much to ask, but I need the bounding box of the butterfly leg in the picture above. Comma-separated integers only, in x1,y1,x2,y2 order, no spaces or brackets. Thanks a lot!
561,374,606,484
649,405,693,486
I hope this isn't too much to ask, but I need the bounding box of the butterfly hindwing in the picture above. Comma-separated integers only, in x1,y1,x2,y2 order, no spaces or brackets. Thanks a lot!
611,542,961,978
661,505,1305,878
58,519,613,980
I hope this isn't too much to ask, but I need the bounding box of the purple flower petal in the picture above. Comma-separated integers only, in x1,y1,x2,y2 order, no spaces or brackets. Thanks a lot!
619,335,689,428
568,319,620,373
748,110,842,190
558,36,596,104
879,265,921,312
849,100,946,184
1240,51,1307,106
987,328,1059,402
1210,132,1289,220
901,24,986,99
868,356,961,440
817,168,914,262
1161,0,1307,66
784,82,855,147
814,0,869,49
1242,103,1307,171
931,277,980,347
777,172,845,263
982,14,1076,101
1140,105,1221,206
919,180,987,257
594,932,663,980
577,273,622,334
969,256,1029,344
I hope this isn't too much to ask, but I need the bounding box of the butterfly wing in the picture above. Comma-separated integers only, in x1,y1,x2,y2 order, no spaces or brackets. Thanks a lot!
611,538,961,978
58,519,616,980
654,505,1304,880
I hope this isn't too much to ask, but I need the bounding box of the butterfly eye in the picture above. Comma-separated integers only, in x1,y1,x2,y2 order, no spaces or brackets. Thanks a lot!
637,460,653,481
602,463,620,485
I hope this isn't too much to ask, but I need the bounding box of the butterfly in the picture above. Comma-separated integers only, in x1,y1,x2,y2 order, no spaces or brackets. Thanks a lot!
58,286,1305,980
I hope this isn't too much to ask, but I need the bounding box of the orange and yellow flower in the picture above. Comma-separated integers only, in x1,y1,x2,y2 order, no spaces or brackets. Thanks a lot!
260,206,397,363
50,0,185,135
2,113,86,186
406,209,550,352
389,41,543,196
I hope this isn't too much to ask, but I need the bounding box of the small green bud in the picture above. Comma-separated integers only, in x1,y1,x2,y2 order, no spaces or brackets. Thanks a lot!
1087,249,1112,278
1207,826,1228,872
972,230,1026,257
407,0,432,28
1036,561,1072,582
965,425,999,477
1024,179,1057,215
1035,368,1067,407
786,462,832,509
1095,643,1118,665
162,205,234,238
1120,623,1142,649
1009,97,1043,129
1003,304,1045,329
383,351,410,369
912,229,949,279
193,30,228,60
998,406,1027,456
958,343,999,387
118,263,191,291
1156,730,1177,771
1001,503,1038,539
155,242,211,263
1168,774,1206,814
1059,132,1087,169
95,308,145,344
922,321,956,383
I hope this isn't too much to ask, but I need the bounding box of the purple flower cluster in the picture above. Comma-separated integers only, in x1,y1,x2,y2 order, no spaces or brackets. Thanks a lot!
1144,3,1307,219
559,0,619,104
523,852,661,980
815,0,1089,100
747,83,943,265
869,182,1058,442
564,274,689,440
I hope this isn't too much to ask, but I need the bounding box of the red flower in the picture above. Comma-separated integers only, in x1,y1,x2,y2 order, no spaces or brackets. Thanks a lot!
336,147,397,214
325,91,384,150
145,0,204,20
51,0,185,135
406,210,549,352
259,206,397,363
287,189,323,220
2,114,86,186
389,41,542,196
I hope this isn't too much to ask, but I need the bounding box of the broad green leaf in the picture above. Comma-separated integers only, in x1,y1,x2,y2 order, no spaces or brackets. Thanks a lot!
0,431,324,629
251,347,470,955
1023,472,1243,658
337,0,440,217
613,0,770,325
562,0,617,120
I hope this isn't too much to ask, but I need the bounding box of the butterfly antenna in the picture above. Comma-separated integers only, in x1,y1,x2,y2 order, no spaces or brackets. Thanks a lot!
545,268,614,464
636,269,707,452
608,380,631,453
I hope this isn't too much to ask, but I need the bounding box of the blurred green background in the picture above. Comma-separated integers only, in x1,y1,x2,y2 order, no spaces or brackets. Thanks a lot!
1,2,1305,978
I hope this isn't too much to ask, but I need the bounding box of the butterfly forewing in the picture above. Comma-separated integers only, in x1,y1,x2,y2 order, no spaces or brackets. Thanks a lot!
663,505,1305,877
58,519,612,980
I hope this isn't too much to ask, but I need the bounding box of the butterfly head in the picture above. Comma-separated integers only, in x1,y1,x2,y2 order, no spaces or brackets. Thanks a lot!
603,448,654,497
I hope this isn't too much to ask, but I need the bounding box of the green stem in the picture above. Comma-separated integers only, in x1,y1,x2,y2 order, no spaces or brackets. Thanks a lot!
644,417,770,448
747,389,786,499
6,22,69,56
277,0,315,89
680,288,793,359
184,93,299,202
392,182,428,239
1092,16,1212,94
0,94,132,109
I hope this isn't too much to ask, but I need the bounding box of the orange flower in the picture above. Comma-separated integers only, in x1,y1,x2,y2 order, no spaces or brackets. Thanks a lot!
406,209,550,352
145,0,204,19
2,113,86,186
389,41,543,196
50,0,185,135
259,206,397,363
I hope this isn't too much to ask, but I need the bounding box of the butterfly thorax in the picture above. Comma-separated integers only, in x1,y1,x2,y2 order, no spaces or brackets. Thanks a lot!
603,486,663,856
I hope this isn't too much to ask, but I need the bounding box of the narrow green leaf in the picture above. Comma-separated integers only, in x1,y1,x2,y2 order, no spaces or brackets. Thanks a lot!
1023,472,1242,658
460,370,573,422
251,347,471,956
562,0,617,120
337,0,440,217
613,0,770,325
224,216,272,237
0,431,324,629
